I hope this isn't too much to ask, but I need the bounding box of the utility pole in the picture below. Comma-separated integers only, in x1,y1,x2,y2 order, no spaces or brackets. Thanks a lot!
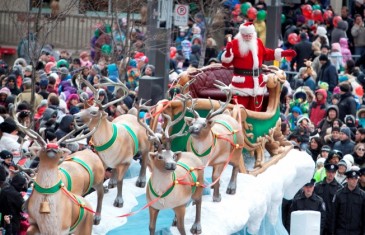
265,0,282,49
145,0,172,98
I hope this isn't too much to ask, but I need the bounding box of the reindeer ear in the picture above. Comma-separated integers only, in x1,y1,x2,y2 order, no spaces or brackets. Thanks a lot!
207,120,214,126
174,151,182,162
184,117,194,126
149,152,158,161
60,147,72,155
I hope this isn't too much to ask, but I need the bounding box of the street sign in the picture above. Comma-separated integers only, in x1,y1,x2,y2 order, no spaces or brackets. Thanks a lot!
174,4,189,26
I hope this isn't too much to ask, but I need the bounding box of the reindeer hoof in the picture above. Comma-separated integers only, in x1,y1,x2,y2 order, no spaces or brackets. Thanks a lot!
113,199,124,208
172,217,177,227
190,222,202,234
136,178,146,188
103,185,109,193
226,187,236,195
94,215,101,225
213,194,221,202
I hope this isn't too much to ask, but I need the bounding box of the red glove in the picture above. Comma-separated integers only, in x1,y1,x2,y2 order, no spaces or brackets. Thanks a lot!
281,49,297,58
225,41,233,57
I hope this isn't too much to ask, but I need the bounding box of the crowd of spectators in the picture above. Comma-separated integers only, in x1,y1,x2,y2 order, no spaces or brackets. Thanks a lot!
1,0,365,234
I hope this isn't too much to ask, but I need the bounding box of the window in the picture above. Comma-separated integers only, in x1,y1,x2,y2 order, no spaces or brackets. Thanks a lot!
30,0,52,9
79,0,110,14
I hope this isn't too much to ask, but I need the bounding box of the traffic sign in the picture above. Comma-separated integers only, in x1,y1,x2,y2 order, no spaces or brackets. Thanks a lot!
174,4,189,26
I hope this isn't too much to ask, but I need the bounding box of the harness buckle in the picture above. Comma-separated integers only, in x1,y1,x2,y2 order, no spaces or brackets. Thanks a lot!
253,68,260,77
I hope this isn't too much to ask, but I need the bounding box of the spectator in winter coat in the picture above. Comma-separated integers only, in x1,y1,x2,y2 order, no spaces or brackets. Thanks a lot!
333,127,356,155
309,89,328,127
316,26,329,46
337,83,357,122
287,106,302,131
339,38,352,64
351,14,365,56
0,173,27,234
312,45,330,76
318,105,340,139
5,74,21,96
344,114,357,137
16,78,43,109
331,20,348,44
55,114,74,140
352,143,365,167
317,54,338,93
291,33,313,71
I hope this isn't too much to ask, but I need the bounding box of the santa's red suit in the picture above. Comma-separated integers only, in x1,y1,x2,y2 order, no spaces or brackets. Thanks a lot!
221,22,296,111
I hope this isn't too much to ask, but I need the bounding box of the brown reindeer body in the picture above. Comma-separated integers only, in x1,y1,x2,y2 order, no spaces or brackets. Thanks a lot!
147,151,204,235
79,111,150,207
59,149,105,224
186,113,244,202
27,150,93,235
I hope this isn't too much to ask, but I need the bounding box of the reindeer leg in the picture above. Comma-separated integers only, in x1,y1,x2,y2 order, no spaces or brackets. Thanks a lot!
190,197,202,234
93,183,105,225
136,150,148,188
172,214,177,226
149,207,159,235
75,210,93,235
212,165,223,202
113,163,130,207
226,164,239,195
173,205,187,235
108,168,118,189
27,224,40,235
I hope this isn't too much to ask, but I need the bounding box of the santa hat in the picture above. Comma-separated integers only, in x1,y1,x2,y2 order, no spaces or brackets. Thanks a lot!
239,22,256,35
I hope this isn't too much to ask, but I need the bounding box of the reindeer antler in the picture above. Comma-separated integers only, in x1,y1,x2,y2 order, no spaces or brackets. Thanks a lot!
11,101,47,148
205,80,232,120
137,99,162,149
94,76,130,109
56,114,102,145
186,95,200,119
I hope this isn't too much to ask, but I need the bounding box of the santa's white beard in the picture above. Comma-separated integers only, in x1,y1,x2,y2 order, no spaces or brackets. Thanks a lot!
235,33,259,68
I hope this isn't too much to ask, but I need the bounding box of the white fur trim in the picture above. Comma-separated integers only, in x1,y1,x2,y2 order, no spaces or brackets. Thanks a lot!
239,24,256,35
274,48,283,61
221,50,234,64
235,33,259,68
232,76,245,83
230,85,267,96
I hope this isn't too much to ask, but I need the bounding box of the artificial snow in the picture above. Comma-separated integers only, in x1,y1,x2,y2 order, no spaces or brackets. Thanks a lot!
87,149,314,235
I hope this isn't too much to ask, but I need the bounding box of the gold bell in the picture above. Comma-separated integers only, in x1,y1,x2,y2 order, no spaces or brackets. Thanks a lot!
40,201,51,214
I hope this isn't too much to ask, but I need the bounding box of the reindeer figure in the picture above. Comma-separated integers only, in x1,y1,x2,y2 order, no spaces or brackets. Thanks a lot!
11,106,96,234
58,148,105,225
138,98,204,235
74,75,150,207
184,81,245,202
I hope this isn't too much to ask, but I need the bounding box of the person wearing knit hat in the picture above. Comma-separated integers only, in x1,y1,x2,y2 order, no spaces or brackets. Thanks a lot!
332,126,356,155
0,86,11,108
337,82,357,122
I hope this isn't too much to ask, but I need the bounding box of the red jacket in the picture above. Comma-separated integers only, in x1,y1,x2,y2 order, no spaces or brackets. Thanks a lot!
309,89,328,127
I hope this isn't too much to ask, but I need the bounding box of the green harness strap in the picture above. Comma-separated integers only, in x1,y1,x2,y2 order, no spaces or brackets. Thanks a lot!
177,162,198,194
190,132,217,158
120,124,139,155
148,161,198,198
72,157,94,193
69,195,85,233
213,120,237,144
59,167,72,191
93,123,118,152
93,123,139,155
33,179,63,194
149,172,176,198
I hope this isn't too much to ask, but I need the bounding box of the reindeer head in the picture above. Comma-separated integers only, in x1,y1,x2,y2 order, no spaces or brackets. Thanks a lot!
74,71,129,126
184,81,232,137
150,149,182,171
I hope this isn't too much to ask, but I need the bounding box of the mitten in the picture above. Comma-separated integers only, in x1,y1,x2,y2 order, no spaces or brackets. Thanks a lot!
281,49,297,58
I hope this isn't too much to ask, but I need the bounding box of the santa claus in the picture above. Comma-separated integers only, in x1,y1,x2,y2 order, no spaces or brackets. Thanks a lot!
221,22,296,111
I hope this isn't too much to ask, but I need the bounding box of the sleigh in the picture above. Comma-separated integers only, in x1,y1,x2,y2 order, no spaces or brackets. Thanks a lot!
151,64,293,175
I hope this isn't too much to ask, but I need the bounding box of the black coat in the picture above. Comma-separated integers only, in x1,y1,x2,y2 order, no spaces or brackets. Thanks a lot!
288,191,326,234
315,178,343,232
333,139,356,156
332,186,365,235
317,61,338,92
337,92,357,122
0,184,24,234
291,39,313,71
